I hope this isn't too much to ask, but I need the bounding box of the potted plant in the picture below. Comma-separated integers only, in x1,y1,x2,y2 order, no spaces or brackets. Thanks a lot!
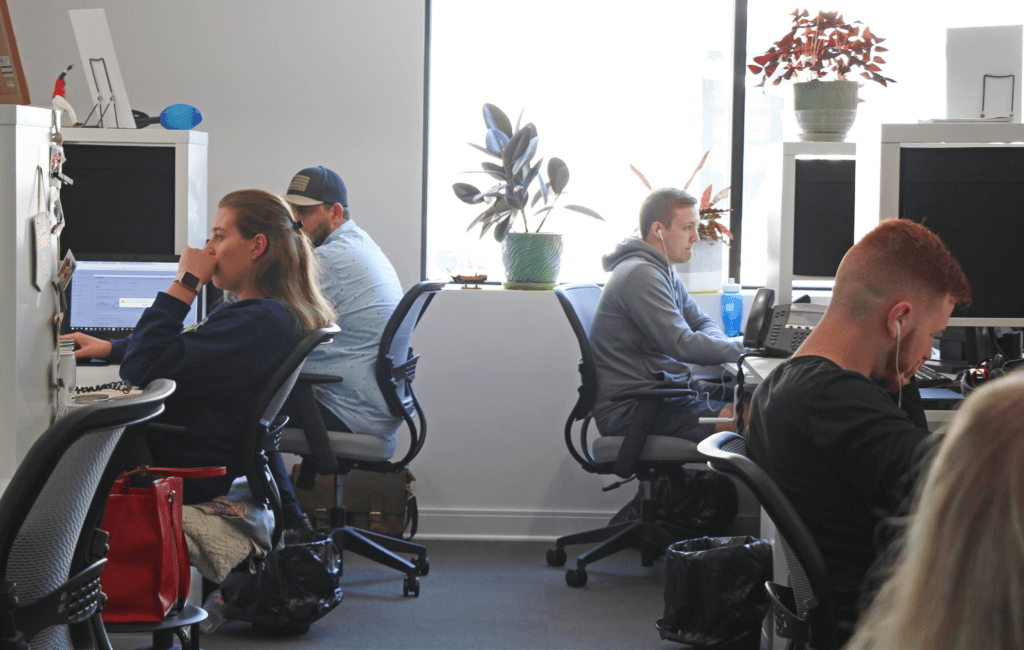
631,151,732,292
748,9,895,141
452,104,603,289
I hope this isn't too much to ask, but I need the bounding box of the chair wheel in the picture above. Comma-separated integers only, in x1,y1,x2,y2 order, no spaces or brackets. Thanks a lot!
413,555,430,576
546,548,567,567
565,567,587,587
403,575,420,597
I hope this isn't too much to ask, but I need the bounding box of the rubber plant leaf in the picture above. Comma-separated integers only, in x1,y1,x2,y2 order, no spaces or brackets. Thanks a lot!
468,142,500,159
482,104,513,138
467,207,496,232
548,158,570,194
486,129,510,157
493,215,513,242
512,137,538,176
565,205,605,221
504,127,532,169
453,183,483,204
522,157,544,190
481,162,507,181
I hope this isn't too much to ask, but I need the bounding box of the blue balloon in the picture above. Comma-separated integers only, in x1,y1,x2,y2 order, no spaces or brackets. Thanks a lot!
160,104,203,130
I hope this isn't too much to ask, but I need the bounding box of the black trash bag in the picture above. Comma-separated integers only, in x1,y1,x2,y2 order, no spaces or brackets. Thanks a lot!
656,536,772,649
220,528,343,635
609,467,739,534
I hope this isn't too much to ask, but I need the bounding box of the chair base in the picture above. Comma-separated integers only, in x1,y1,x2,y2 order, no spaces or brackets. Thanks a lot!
104,603,207,650
330,508,428,597
547,484,698,587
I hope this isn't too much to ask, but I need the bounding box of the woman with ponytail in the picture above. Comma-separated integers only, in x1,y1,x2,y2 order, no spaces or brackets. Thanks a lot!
66,189,336,506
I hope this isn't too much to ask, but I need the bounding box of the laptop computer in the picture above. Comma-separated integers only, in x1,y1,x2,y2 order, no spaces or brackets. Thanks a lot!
64,256,200,345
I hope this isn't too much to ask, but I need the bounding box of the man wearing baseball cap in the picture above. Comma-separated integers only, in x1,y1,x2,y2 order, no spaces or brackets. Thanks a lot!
275,166,404,529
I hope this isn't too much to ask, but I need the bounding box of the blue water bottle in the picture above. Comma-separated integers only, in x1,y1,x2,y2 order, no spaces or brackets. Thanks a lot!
721,278,743,337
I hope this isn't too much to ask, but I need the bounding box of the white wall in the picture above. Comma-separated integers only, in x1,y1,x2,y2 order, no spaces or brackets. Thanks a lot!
11,0,425,287
9,1,756,538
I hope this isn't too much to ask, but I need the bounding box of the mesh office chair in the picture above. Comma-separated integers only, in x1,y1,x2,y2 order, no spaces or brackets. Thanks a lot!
546,284,707,587
698,431,838,650
0,378,175,650
109,325,340,648
278,281,445,597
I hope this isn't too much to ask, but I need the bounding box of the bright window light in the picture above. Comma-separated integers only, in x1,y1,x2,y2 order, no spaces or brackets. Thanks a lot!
742,2,1024,287
426,1,736,284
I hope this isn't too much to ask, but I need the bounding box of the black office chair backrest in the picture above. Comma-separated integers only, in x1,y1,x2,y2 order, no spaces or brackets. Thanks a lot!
0,379,175,650
553,284,602,415
241,324,340,548
554,284,604,470
374,281,445,469
698,431,838,650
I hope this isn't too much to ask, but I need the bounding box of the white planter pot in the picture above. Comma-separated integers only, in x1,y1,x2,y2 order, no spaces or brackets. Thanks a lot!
793,80,859,142
676,239,725,294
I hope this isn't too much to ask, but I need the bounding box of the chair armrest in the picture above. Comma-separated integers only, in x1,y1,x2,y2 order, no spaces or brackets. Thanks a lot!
288,381,339,475
609,388,696,478
296,373,343,385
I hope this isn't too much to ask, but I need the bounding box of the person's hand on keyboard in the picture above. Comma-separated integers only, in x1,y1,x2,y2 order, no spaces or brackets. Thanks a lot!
61,332,113,360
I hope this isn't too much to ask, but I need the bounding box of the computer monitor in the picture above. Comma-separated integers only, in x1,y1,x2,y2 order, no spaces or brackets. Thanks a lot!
792,158,855,281
65,256,200,341
898,145,1024,326
59,144,177,258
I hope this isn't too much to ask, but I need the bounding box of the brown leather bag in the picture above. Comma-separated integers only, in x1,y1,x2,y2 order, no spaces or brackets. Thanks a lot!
292,466,418,539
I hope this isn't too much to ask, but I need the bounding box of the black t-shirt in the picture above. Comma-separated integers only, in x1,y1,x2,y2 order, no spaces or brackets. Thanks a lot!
746,355,932,597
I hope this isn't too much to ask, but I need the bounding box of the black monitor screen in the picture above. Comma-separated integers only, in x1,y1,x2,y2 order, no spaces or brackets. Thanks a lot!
793,159,855,277
59,144,176,257
899,147,1024,319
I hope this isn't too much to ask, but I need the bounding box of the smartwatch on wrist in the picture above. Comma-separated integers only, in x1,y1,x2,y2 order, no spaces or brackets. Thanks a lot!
175,270,201,293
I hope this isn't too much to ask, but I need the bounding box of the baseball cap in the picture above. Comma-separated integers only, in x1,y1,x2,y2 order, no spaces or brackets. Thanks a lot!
284,166,348,207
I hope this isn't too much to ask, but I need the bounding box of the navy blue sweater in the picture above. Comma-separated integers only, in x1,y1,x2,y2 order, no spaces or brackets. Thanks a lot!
110,292,302,500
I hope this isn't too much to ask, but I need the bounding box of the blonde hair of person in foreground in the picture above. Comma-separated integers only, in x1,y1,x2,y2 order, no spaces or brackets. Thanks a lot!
846,369,1024,650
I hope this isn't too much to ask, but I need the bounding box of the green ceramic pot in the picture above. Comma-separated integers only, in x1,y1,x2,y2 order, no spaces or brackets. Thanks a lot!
501,232,563,289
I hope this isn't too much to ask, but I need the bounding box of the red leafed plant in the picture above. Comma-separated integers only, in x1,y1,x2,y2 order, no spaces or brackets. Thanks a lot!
630,151,733,245
748,9,895,89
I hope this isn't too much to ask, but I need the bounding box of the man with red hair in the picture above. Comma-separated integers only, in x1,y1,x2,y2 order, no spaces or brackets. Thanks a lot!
745,219,971,636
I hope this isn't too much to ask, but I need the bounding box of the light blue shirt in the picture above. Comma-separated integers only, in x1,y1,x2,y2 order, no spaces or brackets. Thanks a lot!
304,220,404,441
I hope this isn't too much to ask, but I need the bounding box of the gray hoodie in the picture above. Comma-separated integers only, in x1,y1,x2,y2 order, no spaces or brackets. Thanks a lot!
590,237,744,434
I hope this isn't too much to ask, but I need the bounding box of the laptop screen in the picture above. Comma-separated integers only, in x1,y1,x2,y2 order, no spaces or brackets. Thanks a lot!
68,259,200,339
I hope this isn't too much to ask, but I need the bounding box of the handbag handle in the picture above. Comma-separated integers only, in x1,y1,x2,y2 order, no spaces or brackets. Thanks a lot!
120,466,227,480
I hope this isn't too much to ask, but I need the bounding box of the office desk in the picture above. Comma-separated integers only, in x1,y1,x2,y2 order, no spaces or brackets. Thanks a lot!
77,363,125,388
721,357,959,433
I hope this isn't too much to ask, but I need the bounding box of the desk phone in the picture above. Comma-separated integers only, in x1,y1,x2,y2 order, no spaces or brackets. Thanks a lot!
743,288,953,387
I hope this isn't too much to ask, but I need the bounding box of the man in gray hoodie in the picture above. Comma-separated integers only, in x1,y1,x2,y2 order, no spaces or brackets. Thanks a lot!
590,187,744,441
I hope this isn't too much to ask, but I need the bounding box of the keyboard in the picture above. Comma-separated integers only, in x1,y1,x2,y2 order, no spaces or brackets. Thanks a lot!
915,364,951,388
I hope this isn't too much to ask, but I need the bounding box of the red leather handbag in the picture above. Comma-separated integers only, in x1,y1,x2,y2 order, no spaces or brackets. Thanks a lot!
100,466,226,623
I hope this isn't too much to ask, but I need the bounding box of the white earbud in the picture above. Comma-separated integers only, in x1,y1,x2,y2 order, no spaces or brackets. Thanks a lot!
895,320,903,408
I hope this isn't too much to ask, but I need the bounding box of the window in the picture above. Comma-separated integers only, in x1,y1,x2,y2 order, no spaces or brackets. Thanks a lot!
741,2,1024,287
426,1,737,283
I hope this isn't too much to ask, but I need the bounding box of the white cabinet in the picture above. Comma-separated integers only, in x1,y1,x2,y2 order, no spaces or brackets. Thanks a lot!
0,106,62,495
767,141,855,302
60,127,209,252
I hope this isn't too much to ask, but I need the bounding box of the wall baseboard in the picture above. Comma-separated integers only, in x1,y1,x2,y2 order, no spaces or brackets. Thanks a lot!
414,508,761,541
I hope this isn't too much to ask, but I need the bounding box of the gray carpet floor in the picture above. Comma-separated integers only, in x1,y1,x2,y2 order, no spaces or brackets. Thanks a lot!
201,539,677,650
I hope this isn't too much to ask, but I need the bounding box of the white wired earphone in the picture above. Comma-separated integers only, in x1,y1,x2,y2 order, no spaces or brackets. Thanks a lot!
896,320,902,408
658,230,667,258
